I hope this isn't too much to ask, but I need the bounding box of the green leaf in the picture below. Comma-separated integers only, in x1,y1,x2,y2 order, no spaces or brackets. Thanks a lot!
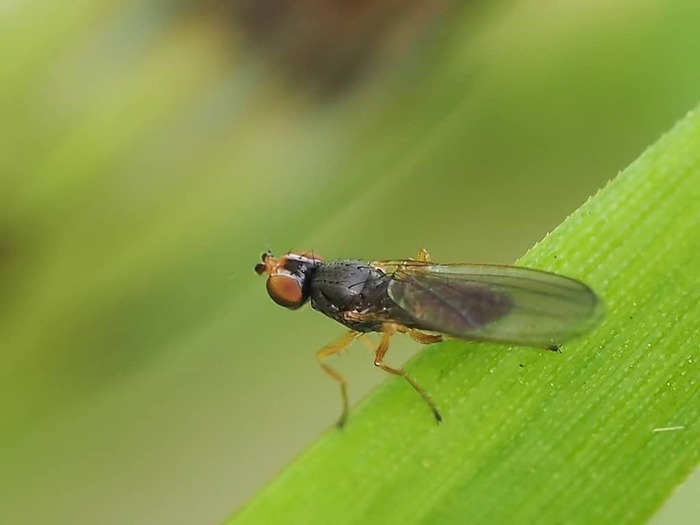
229,104,700,525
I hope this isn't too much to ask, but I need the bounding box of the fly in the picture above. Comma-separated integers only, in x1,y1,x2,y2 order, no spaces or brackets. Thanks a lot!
254,249,604,427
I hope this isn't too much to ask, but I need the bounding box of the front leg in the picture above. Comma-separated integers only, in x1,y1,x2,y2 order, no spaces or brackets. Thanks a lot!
316,330,361,428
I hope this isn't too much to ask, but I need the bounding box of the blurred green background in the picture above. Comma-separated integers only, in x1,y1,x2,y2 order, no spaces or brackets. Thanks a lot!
1,1,699,523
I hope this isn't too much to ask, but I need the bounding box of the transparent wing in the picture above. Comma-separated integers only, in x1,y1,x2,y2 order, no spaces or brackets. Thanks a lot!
377,261,604,348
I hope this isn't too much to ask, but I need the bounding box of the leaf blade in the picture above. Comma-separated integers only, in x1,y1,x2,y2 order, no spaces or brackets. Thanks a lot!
230,105,700,525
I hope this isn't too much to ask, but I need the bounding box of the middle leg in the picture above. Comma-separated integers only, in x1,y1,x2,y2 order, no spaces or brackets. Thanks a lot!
374,325,442,423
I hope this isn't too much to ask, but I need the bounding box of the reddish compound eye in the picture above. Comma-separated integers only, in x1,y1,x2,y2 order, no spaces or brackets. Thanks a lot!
267,274,304,309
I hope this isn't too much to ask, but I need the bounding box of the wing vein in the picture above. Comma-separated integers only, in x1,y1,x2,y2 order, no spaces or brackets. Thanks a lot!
401,275,480,329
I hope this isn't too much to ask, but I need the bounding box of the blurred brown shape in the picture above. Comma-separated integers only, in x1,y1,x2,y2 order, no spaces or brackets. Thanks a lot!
207,0,455,96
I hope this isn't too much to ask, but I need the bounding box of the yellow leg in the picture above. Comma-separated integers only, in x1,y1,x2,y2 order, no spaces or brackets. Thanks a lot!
359,333,376,352
409,329,443,345
417,248,432,262
317,330,361,428
374,325,442,423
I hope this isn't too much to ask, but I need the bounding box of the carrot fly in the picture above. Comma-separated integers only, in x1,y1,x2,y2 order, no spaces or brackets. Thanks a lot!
254,249,603,427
